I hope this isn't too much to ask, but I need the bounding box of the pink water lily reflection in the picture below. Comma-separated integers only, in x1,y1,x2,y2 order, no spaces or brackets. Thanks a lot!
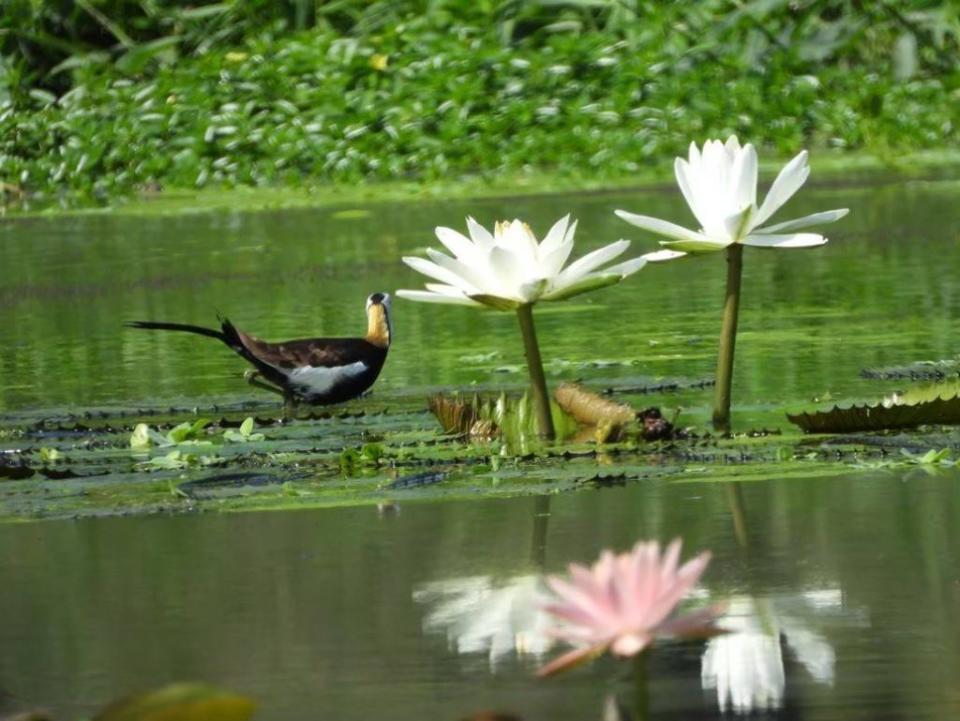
538,539,723,677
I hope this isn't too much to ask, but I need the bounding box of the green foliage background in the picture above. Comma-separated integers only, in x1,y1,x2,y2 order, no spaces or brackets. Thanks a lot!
1,0,958,206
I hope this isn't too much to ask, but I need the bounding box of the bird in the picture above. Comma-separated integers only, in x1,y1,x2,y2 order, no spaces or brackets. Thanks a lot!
128,292,392,416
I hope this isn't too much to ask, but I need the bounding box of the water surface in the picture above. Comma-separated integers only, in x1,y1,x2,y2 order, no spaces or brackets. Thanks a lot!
1,471,958,720
2,174,959,427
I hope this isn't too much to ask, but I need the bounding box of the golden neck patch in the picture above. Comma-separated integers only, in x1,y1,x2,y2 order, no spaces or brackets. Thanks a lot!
366,304,391,348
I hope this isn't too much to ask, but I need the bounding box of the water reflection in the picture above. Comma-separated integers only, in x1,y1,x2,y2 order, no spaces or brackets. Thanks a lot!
701,592,842,714
414,495,554,670
414,574,554,669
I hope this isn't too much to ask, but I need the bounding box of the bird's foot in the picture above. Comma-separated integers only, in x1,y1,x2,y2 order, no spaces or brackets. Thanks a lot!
244,370,285,397
281,395,300,422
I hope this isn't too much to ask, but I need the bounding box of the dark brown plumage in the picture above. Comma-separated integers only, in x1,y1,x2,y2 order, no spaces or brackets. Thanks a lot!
128,293,391,410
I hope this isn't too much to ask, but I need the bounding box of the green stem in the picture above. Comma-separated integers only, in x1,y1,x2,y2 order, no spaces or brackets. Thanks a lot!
633,651,650,721
516,303,556,440
712,244,744,435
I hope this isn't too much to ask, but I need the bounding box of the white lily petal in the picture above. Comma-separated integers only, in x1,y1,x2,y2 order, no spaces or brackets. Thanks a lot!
741,232,827,248
755,150,810,226
660,238,732,253
539,214,570,256
601,256,647,277
614,210,713,242
732,143,758,210
497,219,539,269
759,208,849,233
486,245,526,301
722,205,754,242
424,283,472,299
541,235,575,278
396,289,483,307
518,278,550,303
435,226,482,264
403,256,476,292
425,248,495,296
466,216,494,250
642,249,688,262
555,240,629,286
675,158,706,229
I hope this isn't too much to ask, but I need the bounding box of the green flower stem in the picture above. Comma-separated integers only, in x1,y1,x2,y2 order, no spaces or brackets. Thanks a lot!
516,303,556,440
712,244,744,435
633,651,650,721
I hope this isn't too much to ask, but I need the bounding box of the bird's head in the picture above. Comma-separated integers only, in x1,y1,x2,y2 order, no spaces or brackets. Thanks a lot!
365,292,392,348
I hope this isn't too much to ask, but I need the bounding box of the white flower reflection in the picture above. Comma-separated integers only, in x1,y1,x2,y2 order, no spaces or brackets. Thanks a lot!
413,575,554,669
702,590,844,714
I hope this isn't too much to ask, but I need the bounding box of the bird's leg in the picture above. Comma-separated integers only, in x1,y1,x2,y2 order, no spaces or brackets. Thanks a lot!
282,393,300,422
243,369,284,397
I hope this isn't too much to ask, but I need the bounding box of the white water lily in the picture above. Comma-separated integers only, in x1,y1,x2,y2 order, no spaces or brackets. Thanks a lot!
396,216,646,309
397,215,646,439
616,136,848,262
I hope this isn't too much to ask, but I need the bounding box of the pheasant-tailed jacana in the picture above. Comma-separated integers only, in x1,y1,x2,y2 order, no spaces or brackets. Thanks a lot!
128,293,392,416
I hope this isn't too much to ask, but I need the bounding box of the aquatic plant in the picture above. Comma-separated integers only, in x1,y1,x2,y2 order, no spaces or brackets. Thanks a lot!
398,216,644,439
616,137,848,433
538,538,721,676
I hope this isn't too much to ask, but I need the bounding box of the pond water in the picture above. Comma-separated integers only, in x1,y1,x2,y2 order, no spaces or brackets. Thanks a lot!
1,173,959,423
2,171,960,719
2,471,959,720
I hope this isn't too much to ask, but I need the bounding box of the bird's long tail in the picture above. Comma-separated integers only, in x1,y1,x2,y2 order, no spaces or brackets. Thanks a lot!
126,320,226,342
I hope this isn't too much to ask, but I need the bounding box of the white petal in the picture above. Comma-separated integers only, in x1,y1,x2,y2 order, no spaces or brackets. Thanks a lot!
722,205,755,242
538,214,570,256
541,218,578,277
396,289,483,307
674,157,706,228
466,216,494,250
614,210,713,242
555,239,629,285
541,234,575,278
497,219,539,268
741,232,827,248
759,209,849,233
486,245,526,301
601,256,647,277
424,283,471,299
402,256,476,292
642,249,687,262
732,143,758,211
435,226,481,263
518,278,549,303
425,248,494,296
755,150,810,226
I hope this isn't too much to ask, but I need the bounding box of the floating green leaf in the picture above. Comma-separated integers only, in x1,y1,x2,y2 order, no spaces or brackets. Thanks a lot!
93,682,256,721
788,389,960,433
223,417,265,443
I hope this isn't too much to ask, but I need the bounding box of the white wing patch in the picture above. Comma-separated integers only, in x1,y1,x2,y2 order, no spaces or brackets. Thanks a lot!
287,361,368,395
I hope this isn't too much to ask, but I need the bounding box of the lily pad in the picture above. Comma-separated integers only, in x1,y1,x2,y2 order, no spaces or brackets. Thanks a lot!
787,389,960,433
93,683,256,721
